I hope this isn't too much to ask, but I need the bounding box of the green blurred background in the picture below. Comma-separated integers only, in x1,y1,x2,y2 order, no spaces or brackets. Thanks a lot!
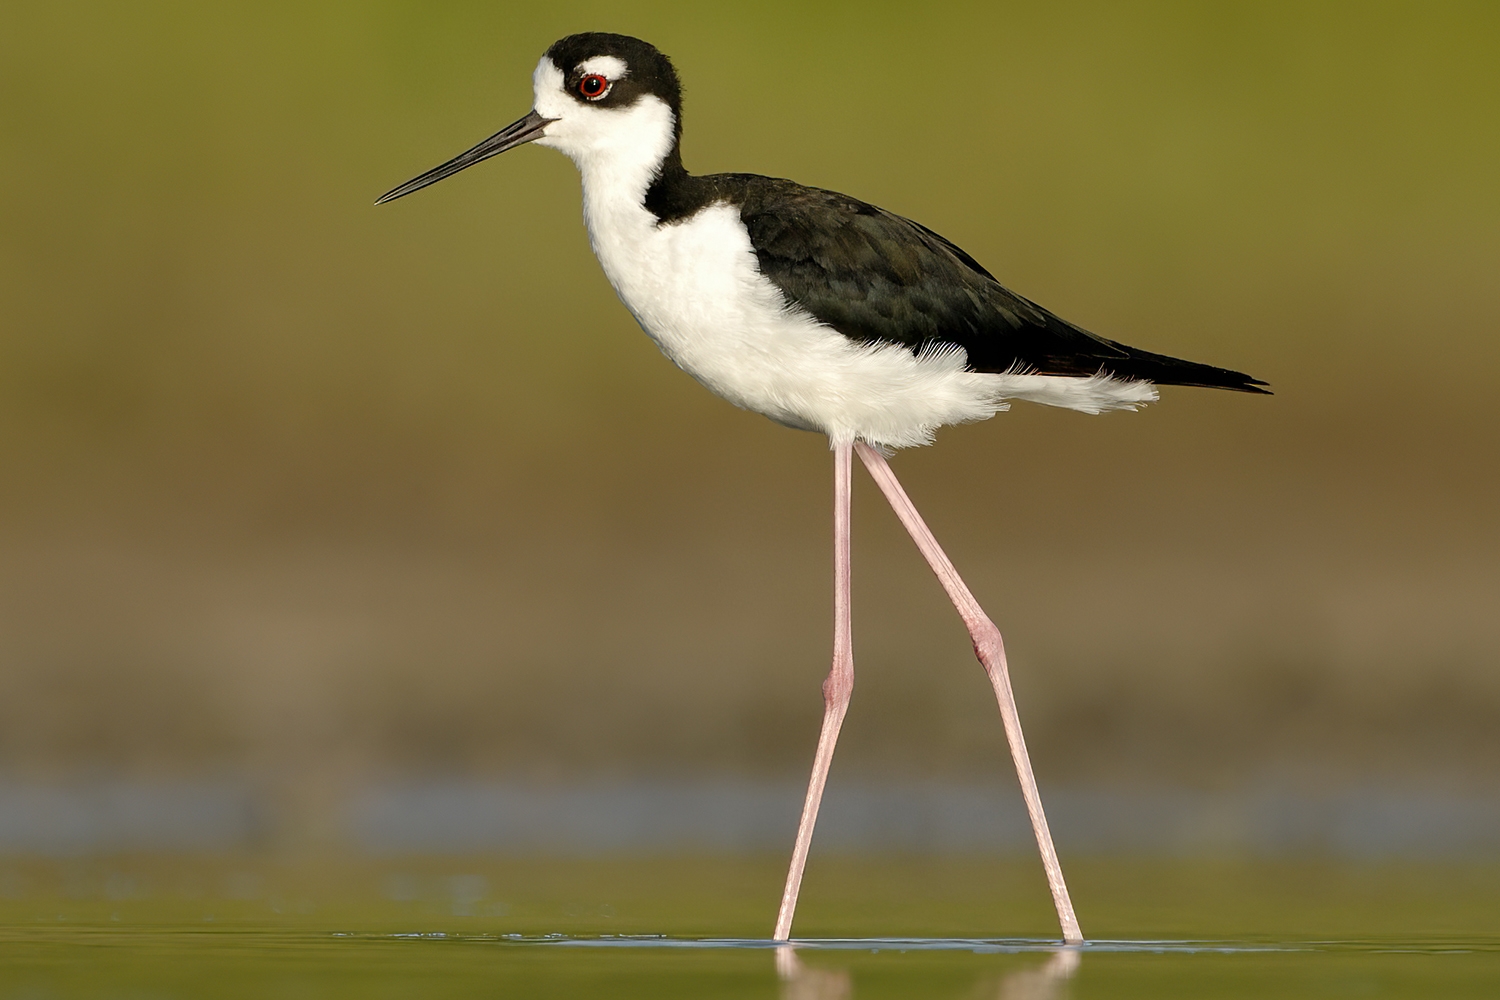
1,0,1497,849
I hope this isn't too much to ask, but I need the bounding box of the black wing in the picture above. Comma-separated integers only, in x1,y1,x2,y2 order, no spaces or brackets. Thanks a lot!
721,174,1268,393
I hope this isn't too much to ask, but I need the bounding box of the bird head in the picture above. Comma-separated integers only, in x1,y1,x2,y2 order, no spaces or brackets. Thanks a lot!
376,33,682,205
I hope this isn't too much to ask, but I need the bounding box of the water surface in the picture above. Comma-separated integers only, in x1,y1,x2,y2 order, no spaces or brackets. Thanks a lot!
3,856,1497,997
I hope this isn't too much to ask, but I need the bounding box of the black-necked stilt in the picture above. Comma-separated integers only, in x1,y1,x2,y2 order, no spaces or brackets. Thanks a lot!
378,32,1268,945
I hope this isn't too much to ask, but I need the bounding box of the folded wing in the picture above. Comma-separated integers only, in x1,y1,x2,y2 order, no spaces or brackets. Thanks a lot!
727,175,1269,393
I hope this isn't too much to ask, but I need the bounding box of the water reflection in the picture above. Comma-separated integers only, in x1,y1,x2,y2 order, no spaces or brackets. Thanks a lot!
995,948,1080,1000
774,944,1078,999
775,946,852,1000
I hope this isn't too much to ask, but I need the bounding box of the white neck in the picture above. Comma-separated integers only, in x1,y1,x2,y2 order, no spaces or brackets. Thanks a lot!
571,100,675,227
547,99,677,278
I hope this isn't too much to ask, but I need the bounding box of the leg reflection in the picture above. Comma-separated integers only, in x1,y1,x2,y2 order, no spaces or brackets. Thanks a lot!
775,946,852,1000
996,948,1081,1000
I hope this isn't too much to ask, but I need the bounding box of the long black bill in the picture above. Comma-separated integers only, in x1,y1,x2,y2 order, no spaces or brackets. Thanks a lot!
375,110,554,205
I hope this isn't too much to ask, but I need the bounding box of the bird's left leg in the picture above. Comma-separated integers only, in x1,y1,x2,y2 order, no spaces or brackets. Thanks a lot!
773,440,854,941
854,442,1083,944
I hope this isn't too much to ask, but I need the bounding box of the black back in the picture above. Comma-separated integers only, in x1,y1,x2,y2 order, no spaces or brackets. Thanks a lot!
654,172,1267,391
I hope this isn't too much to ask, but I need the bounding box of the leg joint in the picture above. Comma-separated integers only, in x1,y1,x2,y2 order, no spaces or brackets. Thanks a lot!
822,666,853,707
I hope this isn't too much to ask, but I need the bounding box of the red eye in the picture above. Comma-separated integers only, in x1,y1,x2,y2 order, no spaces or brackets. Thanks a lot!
578,74,609,100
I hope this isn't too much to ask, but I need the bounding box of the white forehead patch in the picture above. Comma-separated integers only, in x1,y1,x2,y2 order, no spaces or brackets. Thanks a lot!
578,55,628,80
533,57,564,95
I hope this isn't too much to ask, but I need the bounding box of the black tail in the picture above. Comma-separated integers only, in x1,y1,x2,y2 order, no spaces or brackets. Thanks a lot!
959,291,1271,394
1094,343,1270,393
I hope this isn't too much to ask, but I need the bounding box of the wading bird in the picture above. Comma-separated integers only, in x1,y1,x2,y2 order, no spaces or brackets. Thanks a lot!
378,32,1267,944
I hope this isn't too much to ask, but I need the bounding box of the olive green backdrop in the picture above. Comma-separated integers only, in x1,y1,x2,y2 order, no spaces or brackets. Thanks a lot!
2,2,1497,820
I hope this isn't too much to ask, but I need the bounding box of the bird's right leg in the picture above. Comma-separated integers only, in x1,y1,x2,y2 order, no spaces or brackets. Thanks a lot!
854,441,1083,944
773,439,854,942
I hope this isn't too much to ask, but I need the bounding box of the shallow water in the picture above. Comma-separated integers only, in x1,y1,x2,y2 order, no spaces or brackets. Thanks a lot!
3,856,1498,997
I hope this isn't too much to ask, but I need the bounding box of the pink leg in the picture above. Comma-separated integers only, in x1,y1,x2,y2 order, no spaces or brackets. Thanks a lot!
773,440,854,941
855,442,1083,944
